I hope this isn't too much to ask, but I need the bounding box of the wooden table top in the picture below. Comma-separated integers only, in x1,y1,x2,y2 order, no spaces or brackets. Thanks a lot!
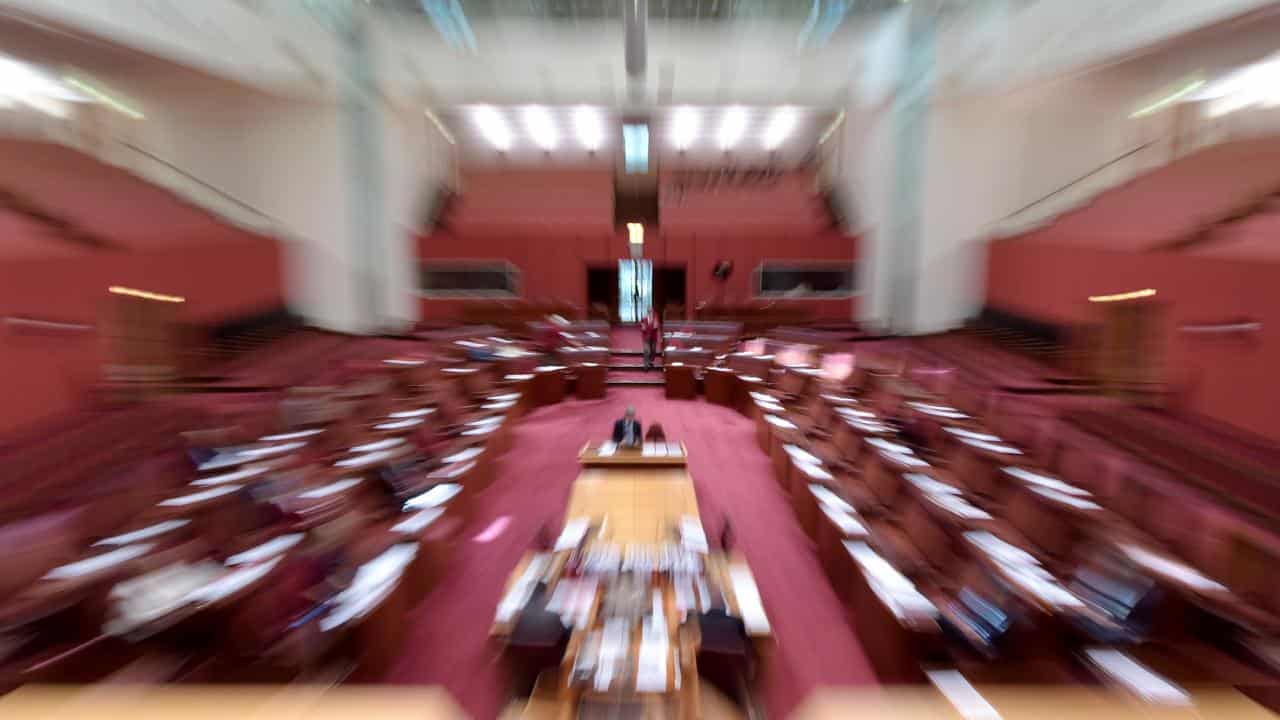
564,468,699,545
0,686,465,719
578,443,689,467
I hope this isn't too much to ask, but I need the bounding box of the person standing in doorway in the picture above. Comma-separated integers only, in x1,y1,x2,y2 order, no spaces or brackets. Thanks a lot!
640,307,661,370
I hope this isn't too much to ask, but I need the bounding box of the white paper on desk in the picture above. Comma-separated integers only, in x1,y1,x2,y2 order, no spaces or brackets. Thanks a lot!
239,441,307,459
391,507,444,534
836,406,877,420
883,450,929,468
95,520,190,547
389,407,435,419
158,484,241,507
929,493,993,521
764,414,797,430
405,483,462,509
674,576,695,615
189,556,282,603
1084,647,1192,706
1029,485,1102,510
904,473,961,496
696,577,711,611
350,437,404,453
505,373,534,381
297,477,361,499
260,428,324,442
226,533,304,566
666,442,682,457
1003,563,1084,609
945,427,1002,442
680,516,708,553
495,553,549,624
635,621,670,693
729,564,771,634
597,441,617,457
846,541,938,620
821,504,868,537
960,437,1023,455
442,446,484,464
810,484,853,514
783,444,822,466
374,418,423,431
487,392,520,402
594,618,630,692
964,531,1038,567
642,442,654,456
1002,467,1089,497
192,466,266,487
45,544,154,580
482,400,516,410
867,438,913,455
1118,544,1228,593
554,518,591,552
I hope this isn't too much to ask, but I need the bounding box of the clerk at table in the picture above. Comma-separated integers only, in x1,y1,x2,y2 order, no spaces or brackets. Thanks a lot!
611,406,644,448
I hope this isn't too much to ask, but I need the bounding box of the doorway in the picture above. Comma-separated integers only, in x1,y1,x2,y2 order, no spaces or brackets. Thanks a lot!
618,258,652,322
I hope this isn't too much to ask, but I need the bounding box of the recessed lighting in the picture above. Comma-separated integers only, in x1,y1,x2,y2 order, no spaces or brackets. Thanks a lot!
474,106,512,150
627,222,644,244
763,106,797,150
573,106,604,151
522,106,558,150
671,106,700,150
718,107,747,150
1088,288,1156,303
108,286,185,303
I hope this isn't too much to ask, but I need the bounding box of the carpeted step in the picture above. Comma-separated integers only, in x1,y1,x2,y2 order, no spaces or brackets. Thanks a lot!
605,377,665,386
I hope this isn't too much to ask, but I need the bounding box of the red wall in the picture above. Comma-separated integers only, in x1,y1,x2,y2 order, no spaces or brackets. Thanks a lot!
420,168,858,321
986,239,1280,442
0,237,284,434
417,228,858,321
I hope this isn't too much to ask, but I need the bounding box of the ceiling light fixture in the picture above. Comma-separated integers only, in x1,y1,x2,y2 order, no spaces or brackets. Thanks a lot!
423,109,456,145
474,106,512,151
718,106,747,150
627,222,644,245
573,106,604,151
671,106,700,151
522,105,558,151
763,106,798,150
62,75,141,119
1129,79,1205,119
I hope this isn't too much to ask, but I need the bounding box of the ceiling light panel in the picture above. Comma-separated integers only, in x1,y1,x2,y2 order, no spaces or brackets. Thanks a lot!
763,107,797,150
473,105,512,150
718,106,748,150
671,106,700,150
522,105,558,150
573,106,605,150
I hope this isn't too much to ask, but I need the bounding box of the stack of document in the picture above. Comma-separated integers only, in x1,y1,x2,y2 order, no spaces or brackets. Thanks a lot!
597,441,617,457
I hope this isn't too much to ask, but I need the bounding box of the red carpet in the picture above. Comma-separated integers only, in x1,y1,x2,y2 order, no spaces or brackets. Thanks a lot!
611,326,643,351
384,388,875,718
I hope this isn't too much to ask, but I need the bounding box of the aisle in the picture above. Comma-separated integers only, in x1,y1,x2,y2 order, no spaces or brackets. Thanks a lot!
385,388,875,718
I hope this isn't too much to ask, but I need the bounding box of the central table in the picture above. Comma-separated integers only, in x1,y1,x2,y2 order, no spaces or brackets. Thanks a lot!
494,445,770,719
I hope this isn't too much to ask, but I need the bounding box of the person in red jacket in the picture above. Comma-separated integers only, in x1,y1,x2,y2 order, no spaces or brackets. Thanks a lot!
640,307,661,370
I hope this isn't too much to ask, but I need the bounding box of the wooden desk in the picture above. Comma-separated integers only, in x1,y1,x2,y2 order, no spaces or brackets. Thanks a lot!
578,443,689,467
495,451,771,717
0,686,465,719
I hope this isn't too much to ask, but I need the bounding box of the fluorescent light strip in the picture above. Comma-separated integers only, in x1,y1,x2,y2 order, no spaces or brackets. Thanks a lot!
522,106,558,150
671,106,700,150
573,106,604,150
424,109,456,145
1130,79,1205,119
62,76,143,119
718,107,747,150
627,222,644,245
763,107,797,150
108,286,185,303
1088,288,1156,303
474,106,512,150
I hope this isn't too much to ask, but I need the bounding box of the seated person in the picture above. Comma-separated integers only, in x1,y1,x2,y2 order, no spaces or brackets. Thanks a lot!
611,407,644,448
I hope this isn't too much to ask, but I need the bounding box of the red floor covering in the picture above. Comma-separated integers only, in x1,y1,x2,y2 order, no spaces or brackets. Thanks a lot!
610,326,643,351
384,388,876,718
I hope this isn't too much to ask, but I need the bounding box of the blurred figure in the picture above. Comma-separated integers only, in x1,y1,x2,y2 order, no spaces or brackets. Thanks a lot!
611,406,643,448
640,307,661,369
